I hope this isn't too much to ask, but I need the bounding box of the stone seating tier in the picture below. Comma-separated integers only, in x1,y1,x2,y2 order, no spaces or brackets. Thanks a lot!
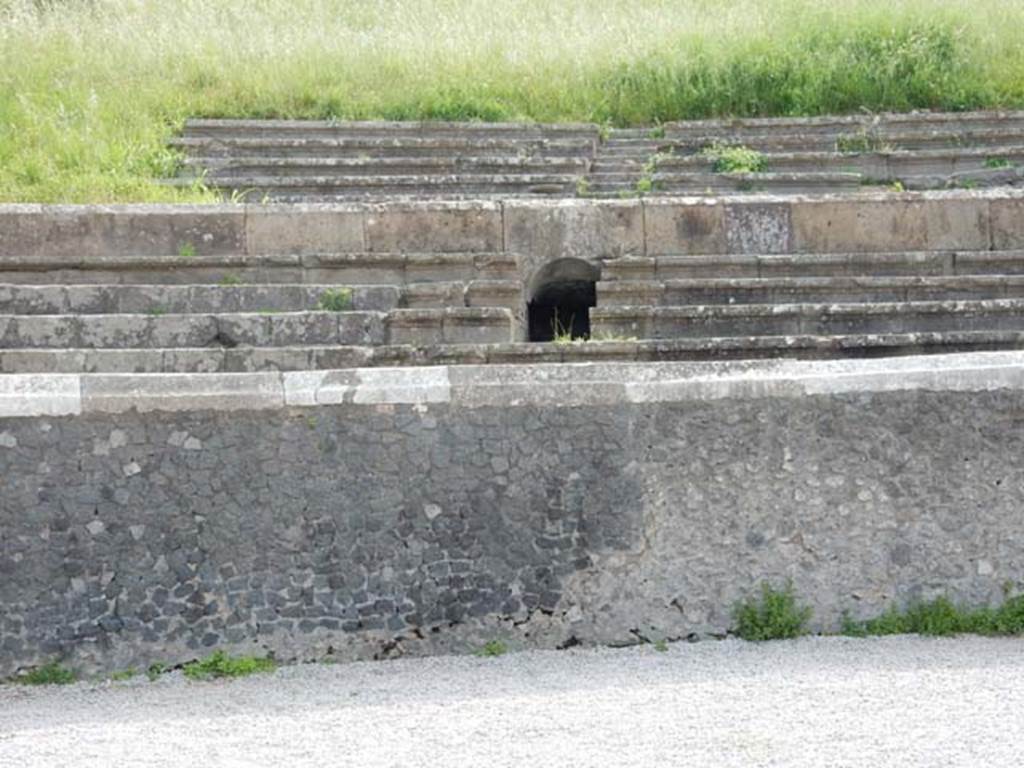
174,112,1024,201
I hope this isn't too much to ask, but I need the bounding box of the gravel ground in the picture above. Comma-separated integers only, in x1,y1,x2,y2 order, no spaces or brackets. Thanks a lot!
2,635,1023,767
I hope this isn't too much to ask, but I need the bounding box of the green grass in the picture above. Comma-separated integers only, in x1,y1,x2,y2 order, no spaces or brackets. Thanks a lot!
984,157,1013,169
733,581,813,641
842,594,1024,637
475,640,509,658
12,661,77,686
182,651,276,681
3,0,1024,202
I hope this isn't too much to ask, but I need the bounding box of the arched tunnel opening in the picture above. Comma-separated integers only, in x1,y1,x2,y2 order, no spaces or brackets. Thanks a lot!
527,258,600,342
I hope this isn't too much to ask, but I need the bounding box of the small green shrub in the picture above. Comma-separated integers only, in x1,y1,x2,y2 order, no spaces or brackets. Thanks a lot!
733,581,812,641
182,651,275,681
219,273,243,286
146,662,167,681
317,287,354,312
989,595,1024,634
653,639,669,652
984,157,1012,169
475,640,509,657
110,668,137,681
177,242,197,259
14,661,77,686
634,176,654,194
702,143,767,174
575,177,592,197
844,594,1024,637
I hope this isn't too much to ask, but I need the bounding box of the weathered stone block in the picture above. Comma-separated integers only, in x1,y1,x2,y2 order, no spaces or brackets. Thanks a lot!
791,196,990,253
725,202,792,254
0,373,81,416
81,373,284,413
0,205,247,258
505,199,643,274
992,197,1024,250
246,205,365,255
643,199,726,256
365,201,502,253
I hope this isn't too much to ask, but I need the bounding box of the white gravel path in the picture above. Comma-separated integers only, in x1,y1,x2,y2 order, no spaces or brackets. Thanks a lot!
2,635,1023,767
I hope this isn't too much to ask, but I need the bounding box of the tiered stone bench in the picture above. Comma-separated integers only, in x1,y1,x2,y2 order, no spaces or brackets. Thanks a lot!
173,112,1024,201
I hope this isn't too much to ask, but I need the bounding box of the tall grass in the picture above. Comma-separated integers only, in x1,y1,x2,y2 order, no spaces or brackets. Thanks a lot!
3,0,1024,202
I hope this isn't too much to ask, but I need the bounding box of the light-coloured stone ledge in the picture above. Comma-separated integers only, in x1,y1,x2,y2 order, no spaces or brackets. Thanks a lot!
4,351,1024,417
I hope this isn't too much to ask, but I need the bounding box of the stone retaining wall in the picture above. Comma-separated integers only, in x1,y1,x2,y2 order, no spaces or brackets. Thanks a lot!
3,353,1024,675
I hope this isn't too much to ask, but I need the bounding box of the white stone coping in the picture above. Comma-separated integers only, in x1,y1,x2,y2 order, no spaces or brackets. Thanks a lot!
3,351,1024,418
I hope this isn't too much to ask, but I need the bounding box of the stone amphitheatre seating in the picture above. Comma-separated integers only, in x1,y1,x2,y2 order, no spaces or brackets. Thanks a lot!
5,116,1024,677
2,112,1024,375
2,190,1024,375
172,111,1024,201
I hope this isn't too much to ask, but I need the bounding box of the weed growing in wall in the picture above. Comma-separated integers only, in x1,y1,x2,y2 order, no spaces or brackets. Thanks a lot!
12,661,77,686
475,640,509,657
702,144,768,174
317,288,354,312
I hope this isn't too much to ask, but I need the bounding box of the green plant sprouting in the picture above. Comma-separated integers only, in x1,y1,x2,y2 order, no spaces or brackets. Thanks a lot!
702,143,768,174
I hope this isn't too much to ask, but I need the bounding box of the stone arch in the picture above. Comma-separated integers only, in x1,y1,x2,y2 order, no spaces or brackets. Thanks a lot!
526,258,601,342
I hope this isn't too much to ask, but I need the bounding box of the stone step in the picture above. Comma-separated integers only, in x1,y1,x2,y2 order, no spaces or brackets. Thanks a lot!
183,118,599,140
597,276,1024,307
186,174,581,198
588,162,645,174
590,299,1024,339
600,251,1024,280
3,330,1022,373
404,280,521,310
0,307,514,349
188,155,591,178
597,145,662,158
649,172,864,194
0,253,518,285
171,136,598,158
653,147,1024,178
657,128,1024,154
661,110,1024,139
386,307,514,345
0,284,401,315
586,172,864,196
0,280,520,314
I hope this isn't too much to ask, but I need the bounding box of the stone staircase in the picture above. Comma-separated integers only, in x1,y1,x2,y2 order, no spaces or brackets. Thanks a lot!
172,120,599,201
173,112,1024,201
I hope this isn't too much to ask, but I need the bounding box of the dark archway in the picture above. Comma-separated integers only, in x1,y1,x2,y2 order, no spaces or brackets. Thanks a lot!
527,258,600,342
